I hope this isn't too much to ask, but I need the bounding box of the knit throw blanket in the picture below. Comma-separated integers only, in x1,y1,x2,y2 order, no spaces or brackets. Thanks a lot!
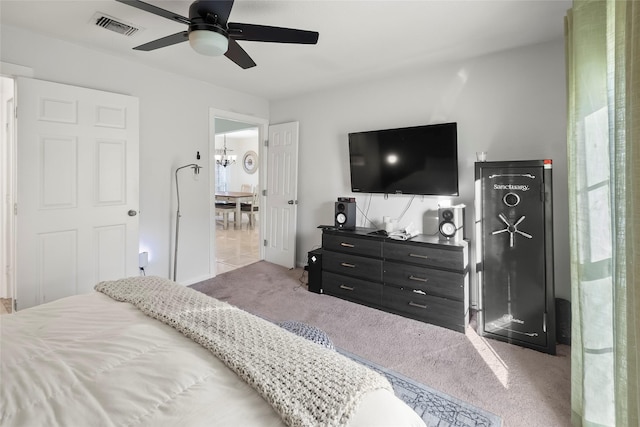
95,276,392,427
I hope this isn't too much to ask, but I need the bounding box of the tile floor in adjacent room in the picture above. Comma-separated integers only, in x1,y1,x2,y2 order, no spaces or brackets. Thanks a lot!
215,215,260,275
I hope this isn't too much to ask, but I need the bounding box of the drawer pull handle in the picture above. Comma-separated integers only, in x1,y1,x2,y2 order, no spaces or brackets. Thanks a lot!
409,253,429,259
412,289,426,295
340,284,355,291
409,301,428,309
341,262,356,268
409,275,428,282
340,242,355,248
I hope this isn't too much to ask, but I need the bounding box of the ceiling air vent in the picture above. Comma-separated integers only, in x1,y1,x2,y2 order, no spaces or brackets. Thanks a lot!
92,13,140,36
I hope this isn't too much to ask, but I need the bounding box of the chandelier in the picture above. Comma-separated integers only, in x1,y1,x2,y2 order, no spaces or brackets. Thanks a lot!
215,135,237,168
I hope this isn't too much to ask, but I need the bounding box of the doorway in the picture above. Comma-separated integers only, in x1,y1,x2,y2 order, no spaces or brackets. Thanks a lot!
210,112,267,275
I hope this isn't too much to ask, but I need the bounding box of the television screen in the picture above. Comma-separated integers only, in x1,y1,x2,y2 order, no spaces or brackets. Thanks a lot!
348,122,459,196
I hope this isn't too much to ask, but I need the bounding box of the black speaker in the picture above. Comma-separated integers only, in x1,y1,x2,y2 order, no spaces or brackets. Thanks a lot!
307,249,323,293
334,202,356,230
438,205,464,242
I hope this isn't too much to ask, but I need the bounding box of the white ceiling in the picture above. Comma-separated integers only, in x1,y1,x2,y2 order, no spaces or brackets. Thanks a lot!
0,0,570,101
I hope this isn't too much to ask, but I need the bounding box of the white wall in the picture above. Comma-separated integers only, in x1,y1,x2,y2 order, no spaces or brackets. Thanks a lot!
270,39,570,302
0,25,269,285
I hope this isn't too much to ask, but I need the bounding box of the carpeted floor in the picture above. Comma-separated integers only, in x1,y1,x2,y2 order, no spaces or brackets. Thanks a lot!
190,261,571,427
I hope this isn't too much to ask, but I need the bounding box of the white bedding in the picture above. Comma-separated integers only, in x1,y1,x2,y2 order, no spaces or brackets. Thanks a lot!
0,290,426,427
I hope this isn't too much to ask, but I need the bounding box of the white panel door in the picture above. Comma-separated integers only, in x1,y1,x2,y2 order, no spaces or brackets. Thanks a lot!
16,77,139,310
265,122,298,269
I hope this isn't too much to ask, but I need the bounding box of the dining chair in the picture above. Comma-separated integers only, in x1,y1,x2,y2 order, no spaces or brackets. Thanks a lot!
240,184,252,193
241,191,259,228
215,202,235,229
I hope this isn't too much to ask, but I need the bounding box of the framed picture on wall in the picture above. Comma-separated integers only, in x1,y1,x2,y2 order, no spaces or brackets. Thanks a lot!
243,151,258,174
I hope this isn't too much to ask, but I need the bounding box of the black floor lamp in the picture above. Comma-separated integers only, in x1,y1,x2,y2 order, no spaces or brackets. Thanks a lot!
173,163,201,281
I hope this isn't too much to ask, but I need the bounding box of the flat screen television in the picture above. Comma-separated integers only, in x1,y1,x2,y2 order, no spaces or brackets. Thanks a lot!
348,122,459,196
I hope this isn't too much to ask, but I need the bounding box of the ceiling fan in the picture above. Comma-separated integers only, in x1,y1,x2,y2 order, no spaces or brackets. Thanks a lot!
116,0,319,69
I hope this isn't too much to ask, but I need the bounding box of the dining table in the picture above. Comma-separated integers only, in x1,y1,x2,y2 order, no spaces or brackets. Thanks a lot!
215,191,253,228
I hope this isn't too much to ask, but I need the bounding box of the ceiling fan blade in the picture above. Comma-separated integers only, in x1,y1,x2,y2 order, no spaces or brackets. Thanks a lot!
115,0,190,25
228,23,319,44
133,31,189,51
225,38,256,69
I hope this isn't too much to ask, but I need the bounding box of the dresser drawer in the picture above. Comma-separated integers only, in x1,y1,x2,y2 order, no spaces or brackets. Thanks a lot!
323,234,383,258
323,251,382,282
384,286,465,332
383,261,464,300
384,241,464,270
323,271,382,306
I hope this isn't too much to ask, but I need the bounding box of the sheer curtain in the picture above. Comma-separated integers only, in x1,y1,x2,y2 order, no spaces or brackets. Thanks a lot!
565,1,639,426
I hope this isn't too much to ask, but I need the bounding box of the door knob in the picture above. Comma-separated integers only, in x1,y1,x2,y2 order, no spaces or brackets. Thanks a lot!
287,200,298,205
128,209,138,217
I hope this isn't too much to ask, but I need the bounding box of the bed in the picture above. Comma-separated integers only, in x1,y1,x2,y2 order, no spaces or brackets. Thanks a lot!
0,276,425,427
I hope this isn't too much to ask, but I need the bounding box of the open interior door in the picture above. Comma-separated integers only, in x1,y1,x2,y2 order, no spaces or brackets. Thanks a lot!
16,77,139,310
264,122,298,269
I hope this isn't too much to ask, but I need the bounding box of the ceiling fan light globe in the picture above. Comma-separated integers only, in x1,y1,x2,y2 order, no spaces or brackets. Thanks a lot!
189,30,228,56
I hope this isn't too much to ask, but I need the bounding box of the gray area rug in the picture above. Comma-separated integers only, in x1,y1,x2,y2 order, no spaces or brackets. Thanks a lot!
338,347,501,427
275,319,500,426
275,320,500,425
275,318,500,426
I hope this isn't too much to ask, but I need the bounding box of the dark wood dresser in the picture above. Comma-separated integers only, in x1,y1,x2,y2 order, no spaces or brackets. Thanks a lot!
320,227,469,333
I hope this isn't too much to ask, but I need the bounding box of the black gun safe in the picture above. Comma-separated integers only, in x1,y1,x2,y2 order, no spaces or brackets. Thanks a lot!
475,160,556,354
